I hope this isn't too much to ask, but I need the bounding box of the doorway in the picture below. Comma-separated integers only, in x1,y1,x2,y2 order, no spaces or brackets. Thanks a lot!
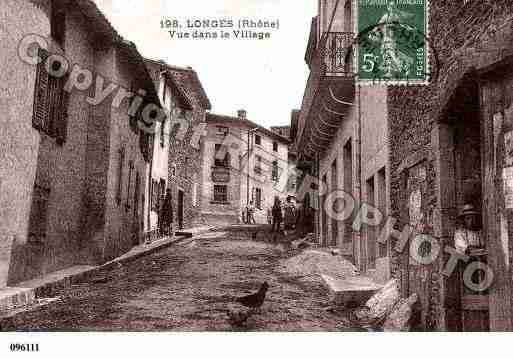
178,190,184,230
434,76,489,331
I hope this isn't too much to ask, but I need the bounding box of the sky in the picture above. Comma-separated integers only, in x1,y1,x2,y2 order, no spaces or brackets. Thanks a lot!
93,0,317,129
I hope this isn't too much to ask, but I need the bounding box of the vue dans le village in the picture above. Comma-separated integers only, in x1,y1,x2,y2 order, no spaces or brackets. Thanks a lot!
3,0,513,333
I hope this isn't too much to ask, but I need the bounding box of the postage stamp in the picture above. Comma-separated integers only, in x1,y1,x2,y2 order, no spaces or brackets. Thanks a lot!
355,0,429,84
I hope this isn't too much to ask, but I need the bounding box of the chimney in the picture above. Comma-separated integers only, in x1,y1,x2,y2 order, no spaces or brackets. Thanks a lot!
237,109,247,120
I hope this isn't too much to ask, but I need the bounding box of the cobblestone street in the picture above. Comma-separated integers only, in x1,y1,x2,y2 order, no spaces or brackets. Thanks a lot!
2,232,354,331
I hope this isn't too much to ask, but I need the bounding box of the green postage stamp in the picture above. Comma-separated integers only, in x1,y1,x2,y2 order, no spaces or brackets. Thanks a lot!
355,0,429,84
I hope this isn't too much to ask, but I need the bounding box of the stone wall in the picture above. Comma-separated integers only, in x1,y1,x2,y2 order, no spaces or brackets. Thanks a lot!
200,124,243,225
100,47,149,263
7,2,98,283
167,70,208,229
387,0,513,331
200,118,290,225
0,0,50,286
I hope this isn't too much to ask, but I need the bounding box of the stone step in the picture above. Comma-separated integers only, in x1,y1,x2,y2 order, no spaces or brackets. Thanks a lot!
321,274,383,307
175,225,217,238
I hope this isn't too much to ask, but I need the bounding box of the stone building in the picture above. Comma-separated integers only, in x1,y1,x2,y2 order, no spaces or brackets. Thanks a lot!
293,0,391,284
143,59,210,234
388,0,513,331
270,125,291,139
143,59,211,231
199,111,291,224
0,0,160,286
272,119,298,200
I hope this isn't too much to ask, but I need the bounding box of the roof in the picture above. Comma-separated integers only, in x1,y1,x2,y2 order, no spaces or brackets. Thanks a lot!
207,113,291,144
167,68,212,110
71,0,161,107
144,58,212,111
165,73,194,111
116,41,162,107
305,16,318,67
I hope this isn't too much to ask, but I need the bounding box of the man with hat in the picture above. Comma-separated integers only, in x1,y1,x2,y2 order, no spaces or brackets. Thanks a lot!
454,204,483,254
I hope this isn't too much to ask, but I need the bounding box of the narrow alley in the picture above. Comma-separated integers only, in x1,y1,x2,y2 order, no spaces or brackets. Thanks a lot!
1,232,354,331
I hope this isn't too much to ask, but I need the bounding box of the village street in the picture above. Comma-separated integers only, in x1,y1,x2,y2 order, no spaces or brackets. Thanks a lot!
1,231,355,331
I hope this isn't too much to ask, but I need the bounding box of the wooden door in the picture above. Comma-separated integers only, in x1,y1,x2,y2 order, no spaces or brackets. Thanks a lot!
480,78,513,331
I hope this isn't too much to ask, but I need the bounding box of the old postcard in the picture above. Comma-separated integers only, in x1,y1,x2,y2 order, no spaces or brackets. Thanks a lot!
1,0,513,357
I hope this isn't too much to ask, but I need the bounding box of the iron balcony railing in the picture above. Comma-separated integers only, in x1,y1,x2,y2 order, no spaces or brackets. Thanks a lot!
319,32,355,77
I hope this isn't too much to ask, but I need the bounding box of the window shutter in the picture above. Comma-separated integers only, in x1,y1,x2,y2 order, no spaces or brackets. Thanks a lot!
56,78,70,145
139,130,152,163
33,49,49,131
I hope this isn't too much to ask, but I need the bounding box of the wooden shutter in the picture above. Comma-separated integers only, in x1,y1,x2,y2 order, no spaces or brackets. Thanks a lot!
32,49,49,131
56,77,70,145
134,172,140,217
116,147,125,205
139,130,152,163
151,179,159,212
126,161,133,210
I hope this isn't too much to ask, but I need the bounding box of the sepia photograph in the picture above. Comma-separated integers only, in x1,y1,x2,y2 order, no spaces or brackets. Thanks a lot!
0,0,511,356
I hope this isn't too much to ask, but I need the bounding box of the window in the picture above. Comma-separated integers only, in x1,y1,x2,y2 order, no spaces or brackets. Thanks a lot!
126,161,134,211
32,48,69,144
321,175,328,245
151,179,159,212
214,185,228,202
273,141,278,152
128,84,140,133
254,155,262,175
162,76,167,104
254,134,262,146
28,184,51,243
159,179,166,211
216,126,229,137
254,187,262,209
343,140,353,243
287,171,297,192
366,176,376,269
184,157,190,178
344,0,352,33
116,146,125,206
377,168,387,258
331,159,338,246
51,2,66,47
160,118,166,148
272,161,279,182
192,180,198,207
134,172,140,217
214,144,230,167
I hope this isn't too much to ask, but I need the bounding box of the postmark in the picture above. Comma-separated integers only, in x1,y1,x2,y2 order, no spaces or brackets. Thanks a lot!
355,0,429,84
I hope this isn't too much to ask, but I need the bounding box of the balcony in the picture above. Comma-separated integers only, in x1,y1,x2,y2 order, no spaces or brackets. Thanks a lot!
296,31,356,159
211,166,230,183
321,32,355,78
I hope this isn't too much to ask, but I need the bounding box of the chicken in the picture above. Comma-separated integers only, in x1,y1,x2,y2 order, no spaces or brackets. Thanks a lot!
225,308,254,328
235,282,269,309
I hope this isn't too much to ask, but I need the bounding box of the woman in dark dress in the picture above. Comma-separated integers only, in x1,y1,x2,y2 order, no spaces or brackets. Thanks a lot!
160,188,174,236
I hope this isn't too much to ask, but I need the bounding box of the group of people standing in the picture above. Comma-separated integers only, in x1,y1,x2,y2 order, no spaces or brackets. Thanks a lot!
268,196,295,232
242,196,316,236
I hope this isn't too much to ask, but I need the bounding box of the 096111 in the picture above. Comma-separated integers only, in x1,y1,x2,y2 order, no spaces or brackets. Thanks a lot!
9,343,39,352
